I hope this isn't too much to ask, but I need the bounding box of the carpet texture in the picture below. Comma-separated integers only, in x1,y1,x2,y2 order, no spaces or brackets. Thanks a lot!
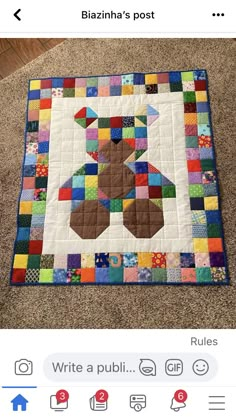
0,38,235,328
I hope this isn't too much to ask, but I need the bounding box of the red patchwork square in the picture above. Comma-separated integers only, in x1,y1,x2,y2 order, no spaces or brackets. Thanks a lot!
136,174,148,186
187,160,202,172
23,177,35,189
58,188,72,200
194,80,207,91
149,186,162,198
12,269,26,283
40,99,52,109
41,79,52,89
29,241,43,254
64,78,75,88
152,252,166,268
110,117,123,128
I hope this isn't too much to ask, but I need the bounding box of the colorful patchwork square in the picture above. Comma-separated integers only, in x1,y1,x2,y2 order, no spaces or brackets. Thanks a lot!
11,71,228,285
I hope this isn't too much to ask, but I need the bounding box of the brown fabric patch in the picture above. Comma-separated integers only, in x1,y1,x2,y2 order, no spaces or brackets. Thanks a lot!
100,140,134,163
98,163,135,199
123,199,164,238
70,200,110,239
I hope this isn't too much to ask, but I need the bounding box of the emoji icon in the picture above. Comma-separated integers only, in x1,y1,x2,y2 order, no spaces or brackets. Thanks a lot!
192,359,209,376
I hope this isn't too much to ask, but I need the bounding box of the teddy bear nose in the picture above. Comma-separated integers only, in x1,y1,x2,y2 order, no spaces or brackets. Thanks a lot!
111,138,122,144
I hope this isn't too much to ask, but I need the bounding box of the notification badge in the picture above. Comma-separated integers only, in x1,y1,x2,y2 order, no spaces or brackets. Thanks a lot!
170,389,187,412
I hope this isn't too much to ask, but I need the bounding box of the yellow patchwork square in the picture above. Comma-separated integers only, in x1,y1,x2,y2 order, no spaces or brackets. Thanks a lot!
85,175,98,188
193,238,209,253
30,80,41,90
184,113,197,125
145,74,158,84
204,196,218,210
39,109,51,121
14,255,28,269
138,252,152,267
75,87,86,97
196,91,207,102
19,201,33,214
123,199,134,209
28,100,40,110
98,128,110,140
122,85,134,95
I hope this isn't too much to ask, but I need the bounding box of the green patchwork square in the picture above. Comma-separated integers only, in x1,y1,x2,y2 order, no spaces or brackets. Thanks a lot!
189,184,204,197
184,92,196,103
151,199,163,209
162,185,176,198
86,140,98,152
63,88,75,97
15,240,29,254
87,77,98,87
201,159,214,171
35,177,48,188
110,199,122,212
135,150,145,159
32,201,46,214
85,188,97,200
27,255,41,268
186,136,198,147
98,118,110,128
39,269,53,283
207,223,222,238
18,215,32,227
76,117,86,128
197,113,209,124
109,266,124,283
152,268,167,282
181,71,194,81
122,127,135,138
170,82,183,92
196,267,212,283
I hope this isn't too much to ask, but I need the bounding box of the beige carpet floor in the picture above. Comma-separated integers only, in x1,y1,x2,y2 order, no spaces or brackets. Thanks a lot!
0,38,235,328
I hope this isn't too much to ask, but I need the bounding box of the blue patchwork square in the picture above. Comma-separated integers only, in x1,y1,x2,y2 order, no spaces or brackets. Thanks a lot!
21,189,34,201
192,225,208,238
180,253,195,268
52,78,64,88
95,253,109,268
71,200,82,210
110,86,121,96
197,102,209,113
198,124,211,136
122,74,134,85
99,200,110,210
25,154,37,165
31,215,45,227
53,269,67,283
17,227,30,241
72,188,85,200
203,183,217,196
72,176,85,188
135,127,147,138
111,128,122,140
200,147,213,159
169,71,181,82
23,165,36,177
135,162,148,173
125,188,135,198
85,163,98,175
40,89,51,99
133,73,145,85
87,87,98,97
206,210,221,224
38,141,49,154
96,268,109,283
28,90,40,100
194,70,206,80
123,252,138,267
148,173,161,186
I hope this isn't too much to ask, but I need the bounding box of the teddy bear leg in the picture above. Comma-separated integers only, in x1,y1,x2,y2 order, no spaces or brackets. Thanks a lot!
123,199,164,238
70,200,110,239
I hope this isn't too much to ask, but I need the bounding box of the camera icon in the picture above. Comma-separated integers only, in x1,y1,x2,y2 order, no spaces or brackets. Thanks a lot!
15,359,33,375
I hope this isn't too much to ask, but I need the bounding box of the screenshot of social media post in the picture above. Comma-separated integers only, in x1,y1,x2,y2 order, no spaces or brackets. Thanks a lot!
0,0,235,416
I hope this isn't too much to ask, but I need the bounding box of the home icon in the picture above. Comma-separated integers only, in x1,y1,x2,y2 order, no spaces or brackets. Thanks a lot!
11,394,28,411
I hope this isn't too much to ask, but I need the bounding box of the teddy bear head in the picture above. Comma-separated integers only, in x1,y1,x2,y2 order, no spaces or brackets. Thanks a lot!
74,105,159,163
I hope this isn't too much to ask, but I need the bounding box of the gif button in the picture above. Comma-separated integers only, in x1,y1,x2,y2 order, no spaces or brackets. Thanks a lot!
165,359,183,376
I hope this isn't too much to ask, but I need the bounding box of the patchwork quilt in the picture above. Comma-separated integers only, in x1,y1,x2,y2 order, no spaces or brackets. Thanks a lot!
11,71,229,285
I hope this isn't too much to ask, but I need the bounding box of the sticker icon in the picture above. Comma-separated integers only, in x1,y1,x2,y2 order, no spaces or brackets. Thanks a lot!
139,359,156,376
90,389,108,411
170,389,187,412
192,359,209,376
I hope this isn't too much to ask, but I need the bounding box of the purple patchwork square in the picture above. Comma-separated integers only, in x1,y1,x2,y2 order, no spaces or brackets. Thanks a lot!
210,252,225,267
136,138,147,150
86,129,98,140
186,148,200,160
38,131,50,142
110,75,121,85
68,254,81,269
188,172,202,184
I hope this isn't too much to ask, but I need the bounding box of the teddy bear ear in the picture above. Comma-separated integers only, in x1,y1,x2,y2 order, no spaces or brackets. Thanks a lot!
135,105,159,126
74,107,98,128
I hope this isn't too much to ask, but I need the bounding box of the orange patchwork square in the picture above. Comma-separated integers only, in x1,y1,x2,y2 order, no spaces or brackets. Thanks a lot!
184,113,197,125
81,268,95,283
187,160,201,172
208,238,223,252
40,98,52,109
